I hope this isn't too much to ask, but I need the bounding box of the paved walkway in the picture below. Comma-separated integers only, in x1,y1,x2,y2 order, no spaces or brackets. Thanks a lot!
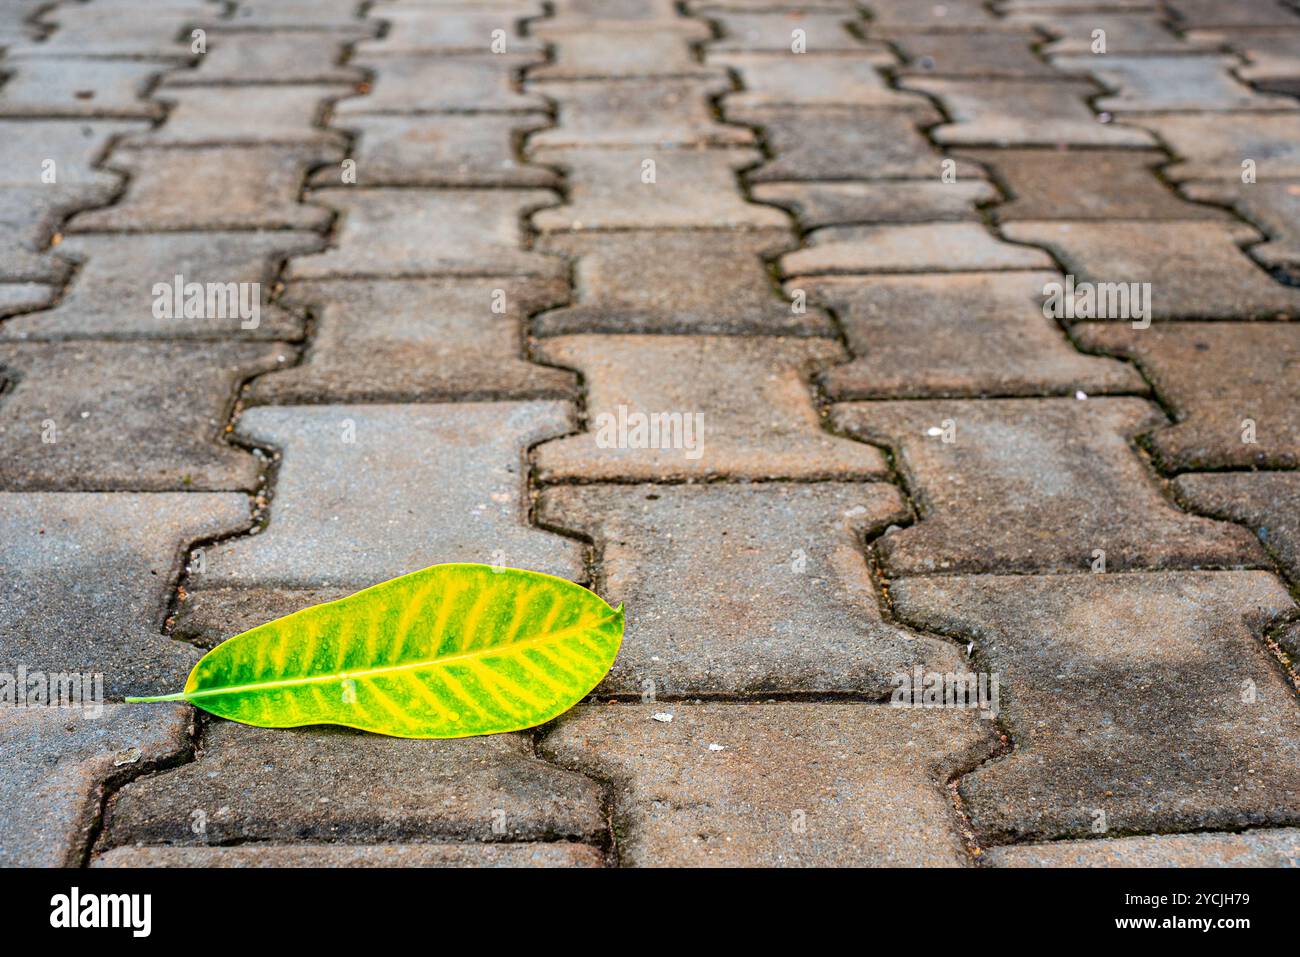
2,0,1300,867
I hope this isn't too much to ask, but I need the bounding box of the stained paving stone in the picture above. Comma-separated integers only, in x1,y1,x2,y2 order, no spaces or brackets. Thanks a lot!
0,340,289,491
540,703,999,867
357,9,540,55
0,283,54,317
190,402,582,590
529,148,788,231
1001,221,1300,319
309,114,558,188
533,335,887,481
100,722,606,847
1175,472,1300,583
905,78,1156,147
802,273,1146,399
1074,322,1300,470
752,180,997,227
961,148,1232,221
529,21,719,80
0,186,108,283
727,104,947,182
780,223,1055,275
1139,114,1300,181
0,492,249,699
830,397,1266,574
891,571,1300,844
1004,11,1209,55
1203,30,1300,86
0,119,146,192
1169,0,1300,30
707,10,872,52
538,482,966,696
1180,180,1300,270
134,85,350,147
247,278,575,403
528,78,750,148
712,52,928,109
1052,54,1299,114
67,145,338,232
162,29,368,86
985,829,1300,867
92,843,605,868
0,231,323,341
0,58,165,120
336,55,545,115
532,229,833,336
892,31,1060,79
0,704,191,868
288,189,563,279
858,0,1011,32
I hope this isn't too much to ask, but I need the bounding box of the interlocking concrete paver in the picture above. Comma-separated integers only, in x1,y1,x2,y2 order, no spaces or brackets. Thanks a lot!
226,0,375,30
711,52,927,109
1175,472,1300,583
1052,54,1299,114
830,398,1266,574
752,180,997,227
0,283,54,317
859,0,1011,32
892,572,1300,844
247,278,575,403
172,585,354,650
529,20,718,80
1204,30,1300,86
162,29,368,86
707,10,872,52
136,85,349,147
538,483,964,696
0,705,191,867
534,335,888,481
985,830,1300,868
6,7,197,58
0,119,146,191
0,58,164,119
101,723,605,846
336,54,545,115
1139,113,1300,180
1075,322,1300,469
1001,221,1300,319
540,703,999,866
190,402,582,589
357,9,540,55
1168,0,1300,30
530,148,788,230
782,223,1055,275
1004,11,1208,55
287,189,563,279
803,273,1146,398
68,145,337,232
533,229,832,336
892,31,1059,79
0,340,288,490
0,492,248,698
0,187,106,282
93,844,606,867
1180,180,1300,270
549,0,676,19
0,231,323,341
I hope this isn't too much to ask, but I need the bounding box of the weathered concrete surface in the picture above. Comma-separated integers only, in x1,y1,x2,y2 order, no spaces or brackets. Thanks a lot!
93,843,605,868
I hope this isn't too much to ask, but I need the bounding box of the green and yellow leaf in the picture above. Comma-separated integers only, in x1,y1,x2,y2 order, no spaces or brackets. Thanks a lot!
128,564,623,739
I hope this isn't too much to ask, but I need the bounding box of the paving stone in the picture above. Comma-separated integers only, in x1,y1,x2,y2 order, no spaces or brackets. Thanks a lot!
803,273,1146,399
1074,322,1300,469
708,10,872,52
1005,11,1208,54
225,0,373,30
162,29,368,86
533,335,887,481
712,52,928,109
0,58,164,119
781,223,1055,275
337,55,545,115
892,31,1059,78
101,722,605,846
529,148,788,231
191,402,582,590
135,85,349,146
997,0,1153,9
0,340,288,490
548,0,675,19
985,829,1300,867
892,571,1300,843
692,0,860,8
68,145,337,232
7,7,198,59
859,0,1012,32
172,585,355,649
1052,54,1299,113
528,78,751,148
529,21,719,80
0,231,322,341
358,8,539,54
93,843,606,867
0,119,146,192
540,703,999,867
960,148,1232,221
905,78,1156,147
1168,0,1300,30
1001,221,1300,319
752,180,996,227
309,114,557,188
0,492,249,698
247,278,575,403
288,189,562,279
0,186,110,282
1139,114,1300,181
533,229,833,336
1200,29,1300,85
0,704,191,867
727,104,946,181
0,283,53,317
538,483,966,696
830,397,1266,574
1175,472,1300,583
1181,180,1300,270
